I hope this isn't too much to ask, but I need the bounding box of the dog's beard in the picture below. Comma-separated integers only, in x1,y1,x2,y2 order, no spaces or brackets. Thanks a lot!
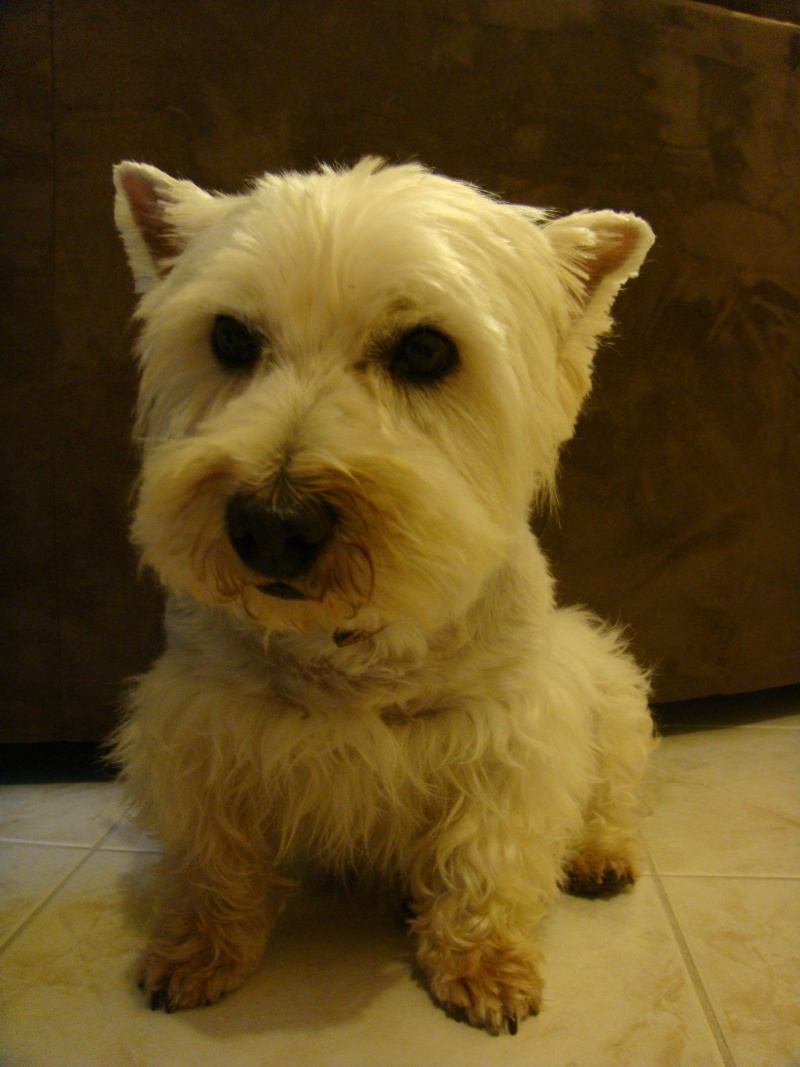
132,439,509,641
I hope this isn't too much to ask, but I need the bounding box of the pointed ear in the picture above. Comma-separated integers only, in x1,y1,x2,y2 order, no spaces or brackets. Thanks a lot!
543,210,655,425
113,163,224,292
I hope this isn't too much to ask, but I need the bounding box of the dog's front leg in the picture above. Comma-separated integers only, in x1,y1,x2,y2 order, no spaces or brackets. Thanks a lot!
411,812,556,1035
138,837,286,1012
413,897,545,1036
115,652,293,1012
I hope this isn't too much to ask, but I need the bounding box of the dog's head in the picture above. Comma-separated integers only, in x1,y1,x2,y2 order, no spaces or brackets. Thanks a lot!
114,158,652,647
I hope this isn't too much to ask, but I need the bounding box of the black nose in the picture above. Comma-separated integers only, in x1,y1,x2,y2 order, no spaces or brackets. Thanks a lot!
225,493,336,581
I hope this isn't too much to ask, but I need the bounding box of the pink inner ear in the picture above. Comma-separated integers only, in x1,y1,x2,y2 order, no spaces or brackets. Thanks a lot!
120,170,180,269
583,222,642,297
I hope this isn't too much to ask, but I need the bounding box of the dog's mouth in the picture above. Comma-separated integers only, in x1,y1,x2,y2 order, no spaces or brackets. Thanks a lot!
258,581,308,601
332,627,368,647
257,584,382,648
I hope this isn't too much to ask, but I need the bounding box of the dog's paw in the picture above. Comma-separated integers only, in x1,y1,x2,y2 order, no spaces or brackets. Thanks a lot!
418,939,543,1036
137,945,250,1012
562,846,637,899
136,904,270,1011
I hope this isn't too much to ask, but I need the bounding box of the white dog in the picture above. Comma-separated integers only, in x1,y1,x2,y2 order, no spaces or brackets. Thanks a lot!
111,158,654,1035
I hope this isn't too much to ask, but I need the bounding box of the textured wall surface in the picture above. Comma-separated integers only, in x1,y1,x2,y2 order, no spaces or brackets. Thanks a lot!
2,0,799,739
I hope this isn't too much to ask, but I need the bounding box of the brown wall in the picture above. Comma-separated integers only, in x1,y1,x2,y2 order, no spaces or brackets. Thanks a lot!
2,0,799,740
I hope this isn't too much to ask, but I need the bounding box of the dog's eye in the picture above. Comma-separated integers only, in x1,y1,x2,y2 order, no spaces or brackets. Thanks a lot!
211,315,262,370
390,327,459,385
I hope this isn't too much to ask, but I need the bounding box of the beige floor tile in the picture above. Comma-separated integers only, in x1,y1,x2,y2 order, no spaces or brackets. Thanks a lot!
99,815,162,853
664,876,800,1067
533,876,726,1066
0,782,125,846
0,842,89,948
642,727,800,877
739,715,800,730
0,848,725,1067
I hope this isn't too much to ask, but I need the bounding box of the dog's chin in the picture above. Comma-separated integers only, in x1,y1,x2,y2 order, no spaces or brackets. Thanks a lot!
257,586,398,651
229,579,380,644
258,583,378,647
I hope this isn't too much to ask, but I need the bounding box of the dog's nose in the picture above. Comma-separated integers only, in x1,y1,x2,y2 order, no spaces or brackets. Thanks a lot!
225,493,336,581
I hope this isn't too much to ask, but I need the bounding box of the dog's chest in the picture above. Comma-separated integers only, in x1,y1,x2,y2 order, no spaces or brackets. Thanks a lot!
257,662,456,871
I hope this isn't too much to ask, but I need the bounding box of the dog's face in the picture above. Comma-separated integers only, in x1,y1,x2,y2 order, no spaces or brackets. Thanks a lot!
115,159,652,645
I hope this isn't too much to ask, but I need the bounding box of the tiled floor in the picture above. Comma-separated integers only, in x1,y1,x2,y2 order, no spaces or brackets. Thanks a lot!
0,689,798,1067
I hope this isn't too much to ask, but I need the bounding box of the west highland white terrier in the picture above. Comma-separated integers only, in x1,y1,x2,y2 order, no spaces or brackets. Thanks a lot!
111,158,654,1035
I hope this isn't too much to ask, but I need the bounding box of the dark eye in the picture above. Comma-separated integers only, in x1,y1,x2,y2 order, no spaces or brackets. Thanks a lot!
211,315,262,370
390,327,459,385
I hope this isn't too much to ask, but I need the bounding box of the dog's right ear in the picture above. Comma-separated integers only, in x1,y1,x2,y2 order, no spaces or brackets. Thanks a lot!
113,163,225,293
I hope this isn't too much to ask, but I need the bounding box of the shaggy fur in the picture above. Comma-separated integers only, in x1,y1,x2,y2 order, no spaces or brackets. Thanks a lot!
110,158,655,1035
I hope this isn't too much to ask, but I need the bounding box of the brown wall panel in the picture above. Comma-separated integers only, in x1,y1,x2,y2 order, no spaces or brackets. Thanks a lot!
0,1,61,740
2,0,798,737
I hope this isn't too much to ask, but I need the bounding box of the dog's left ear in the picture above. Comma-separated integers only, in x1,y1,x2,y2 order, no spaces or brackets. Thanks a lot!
543,210,655,426
114,163,229,293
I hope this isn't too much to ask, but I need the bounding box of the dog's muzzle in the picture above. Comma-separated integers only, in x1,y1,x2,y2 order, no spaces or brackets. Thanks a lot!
225,492,337,598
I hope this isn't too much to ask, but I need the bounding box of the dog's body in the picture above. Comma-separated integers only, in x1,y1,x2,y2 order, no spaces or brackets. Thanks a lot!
111,159,654,1034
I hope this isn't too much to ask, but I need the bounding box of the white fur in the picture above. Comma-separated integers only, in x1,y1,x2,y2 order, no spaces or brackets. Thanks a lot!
111,158,654,1034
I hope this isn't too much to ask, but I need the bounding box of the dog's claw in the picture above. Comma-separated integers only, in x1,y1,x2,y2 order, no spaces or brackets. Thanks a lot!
565,867,635,899
447,1006,468,1026
399,897,416,923
148,988,171,1012
506,1014,519,1035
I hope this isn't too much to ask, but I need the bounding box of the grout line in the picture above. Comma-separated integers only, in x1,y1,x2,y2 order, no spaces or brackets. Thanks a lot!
0,810,128,850
646,849,737,1067
645,868,800,881
0,849,94,958
0,812,161,853
0,837,92,849
658,721,800,730
96,846,162,855
0,823,121,958
655,724,800,738
737,723,800,730
0,835,160,853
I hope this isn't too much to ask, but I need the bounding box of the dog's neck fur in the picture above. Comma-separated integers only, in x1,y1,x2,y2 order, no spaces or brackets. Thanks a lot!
164,529,554,717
